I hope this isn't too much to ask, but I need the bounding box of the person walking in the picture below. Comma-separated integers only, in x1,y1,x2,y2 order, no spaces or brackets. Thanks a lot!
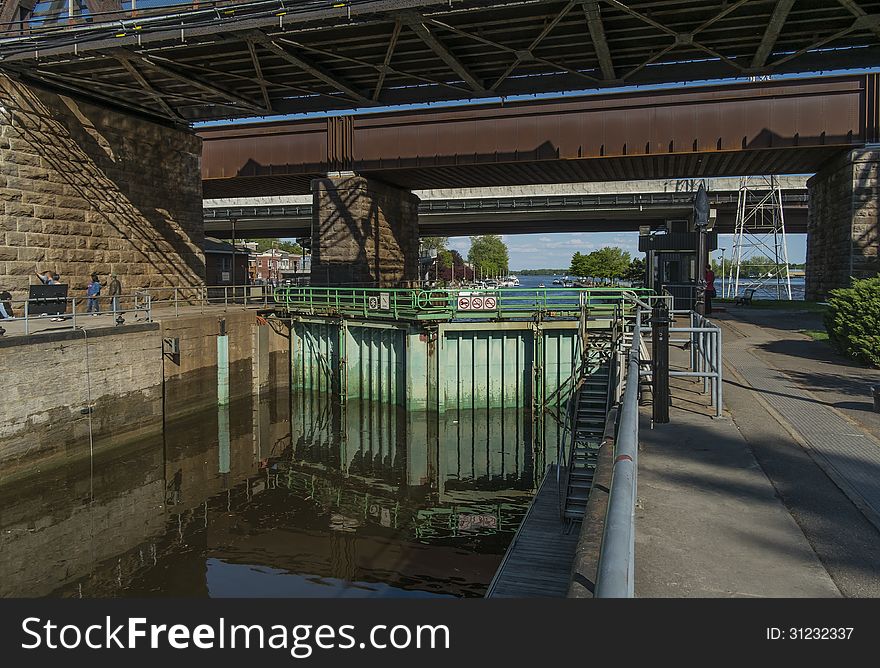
109,273,122,314
87,273,102,315
704,264,716,315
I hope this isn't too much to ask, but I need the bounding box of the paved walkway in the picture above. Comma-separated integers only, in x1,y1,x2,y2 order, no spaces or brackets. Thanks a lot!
718,310,880,530
635,366,841,597
0,302,265,338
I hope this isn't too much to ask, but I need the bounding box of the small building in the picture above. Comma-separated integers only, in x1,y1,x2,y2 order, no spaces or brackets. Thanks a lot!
639,221,718,310
203,237,251,286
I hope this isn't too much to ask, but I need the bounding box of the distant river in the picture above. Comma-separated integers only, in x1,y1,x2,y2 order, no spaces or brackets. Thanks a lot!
511,274,807,300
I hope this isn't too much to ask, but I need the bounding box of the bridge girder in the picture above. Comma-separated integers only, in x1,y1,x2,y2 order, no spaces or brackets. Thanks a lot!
3,1,880,122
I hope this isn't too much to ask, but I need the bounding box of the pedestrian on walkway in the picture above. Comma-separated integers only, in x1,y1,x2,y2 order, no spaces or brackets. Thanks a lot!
35,270,60,285
0,290,12,319
705,264,716,315
87,273,102,315
109,273,122,313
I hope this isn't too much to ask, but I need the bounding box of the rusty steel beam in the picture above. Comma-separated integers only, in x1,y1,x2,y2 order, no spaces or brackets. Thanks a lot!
200,75,879,196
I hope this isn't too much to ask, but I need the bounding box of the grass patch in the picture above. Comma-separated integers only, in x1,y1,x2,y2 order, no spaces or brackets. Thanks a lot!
801,329,829,342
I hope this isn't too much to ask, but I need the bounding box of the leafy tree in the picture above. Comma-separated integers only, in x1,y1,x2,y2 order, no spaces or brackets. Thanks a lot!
824,276,880,367
438,249,454,269
570,247,631,279
570,252,589,277
422,237,449,253
468,235,509,276
437,250,474,282
624,257,645,282
247,238,303,254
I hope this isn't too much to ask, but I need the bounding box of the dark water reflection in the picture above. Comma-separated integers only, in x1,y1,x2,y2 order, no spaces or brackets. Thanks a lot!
0,388,547,598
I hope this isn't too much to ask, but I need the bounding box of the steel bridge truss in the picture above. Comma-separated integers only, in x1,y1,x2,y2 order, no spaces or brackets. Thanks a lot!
2,1,880,122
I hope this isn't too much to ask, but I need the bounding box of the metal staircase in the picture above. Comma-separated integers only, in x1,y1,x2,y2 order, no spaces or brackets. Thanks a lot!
562,330,614,520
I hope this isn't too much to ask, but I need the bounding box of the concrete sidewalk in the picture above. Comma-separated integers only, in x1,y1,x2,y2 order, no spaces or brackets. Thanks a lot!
0,303,265,338
635,374,841,597
710,308,880,597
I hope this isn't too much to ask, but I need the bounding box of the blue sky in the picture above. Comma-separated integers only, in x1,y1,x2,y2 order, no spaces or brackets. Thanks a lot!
447,232,807,271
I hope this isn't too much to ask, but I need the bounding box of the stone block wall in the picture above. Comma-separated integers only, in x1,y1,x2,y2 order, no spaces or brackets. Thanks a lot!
311,174,419,287
806,148,880,300
0,325,164,473
0,76,205,301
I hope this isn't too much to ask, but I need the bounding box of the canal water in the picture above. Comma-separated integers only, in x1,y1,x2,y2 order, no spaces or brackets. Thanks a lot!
0,388,542,598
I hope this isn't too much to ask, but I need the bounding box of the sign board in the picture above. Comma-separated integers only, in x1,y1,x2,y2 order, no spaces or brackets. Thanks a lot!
380,293,390,310
368,296,379,310
456,292,498,311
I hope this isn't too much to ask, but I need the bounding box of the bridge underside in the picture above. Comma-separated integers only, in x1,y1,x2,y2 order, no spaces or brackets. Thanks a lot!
203,202,809,239
4,1,880,122
200,76,878,199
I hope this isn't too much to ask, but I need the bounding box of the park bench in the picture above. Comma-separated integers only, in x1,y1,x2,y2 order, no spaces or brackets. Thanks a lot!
734,288,757,306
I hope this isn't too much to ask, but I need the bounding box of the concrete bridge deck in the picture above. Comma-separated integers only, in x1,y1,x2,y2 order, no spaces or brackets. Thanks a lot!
204,176,810,239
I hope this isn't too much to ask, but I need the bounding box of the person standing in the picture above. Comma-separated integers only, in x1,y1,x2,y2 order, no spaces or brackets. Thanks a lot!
109,273,122,313
87,273,102,315
0,290,12,319
704,264,716,315
35,270,60,285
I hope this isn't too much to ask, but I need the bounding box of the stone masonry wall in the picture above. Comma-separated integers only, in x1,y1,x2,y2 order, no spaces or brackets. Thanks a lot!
0,325,164,472
806,148,880,300
311,174,419,287
0,76,205,302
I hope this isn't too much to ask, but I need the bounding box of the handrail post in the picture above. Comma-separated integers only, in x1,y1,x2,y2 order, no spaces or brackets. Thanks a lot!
71,297,76,330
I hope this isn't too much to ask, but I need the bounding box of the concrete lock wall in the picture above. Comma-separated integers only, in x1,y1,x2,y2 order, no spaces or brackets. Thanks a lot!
161,310,289,418
806,148,880,300
0,325,164,474
0,311,289,474
0,76,205,301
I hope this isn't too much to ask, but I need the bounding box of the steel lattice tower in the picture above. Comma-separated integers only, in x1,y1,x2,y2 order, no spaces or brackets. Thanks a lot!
726,176,792,300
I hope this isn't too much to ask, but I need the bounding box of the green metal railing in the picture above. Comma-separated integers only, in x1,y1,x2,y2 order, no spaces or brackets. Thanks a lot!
273,286,653,321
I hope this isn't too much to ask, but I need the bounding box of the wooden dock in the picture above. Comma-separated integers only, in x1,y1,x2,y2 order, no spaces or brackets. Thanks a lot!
486,465,580,597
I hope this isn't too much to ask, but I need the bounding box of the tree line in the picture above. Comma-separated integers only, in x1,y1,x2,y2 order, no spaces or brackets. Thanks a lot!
570,247,644,282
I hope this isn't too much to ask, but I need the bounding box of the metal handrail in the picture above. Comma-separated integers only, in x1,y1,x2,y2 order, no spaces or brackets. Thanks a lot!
275,285,653,320
595,314,642,598
0,293,152,335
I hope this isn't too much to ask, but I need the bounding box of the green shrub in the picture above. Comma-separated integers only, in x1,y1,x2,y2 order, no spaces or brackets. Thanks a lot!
824,276,880,367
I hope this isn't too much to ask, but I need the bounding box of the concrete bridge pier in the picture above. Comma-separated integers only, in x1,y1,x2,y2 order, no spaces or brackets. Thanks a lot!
806,148,880,300
310,173,420,287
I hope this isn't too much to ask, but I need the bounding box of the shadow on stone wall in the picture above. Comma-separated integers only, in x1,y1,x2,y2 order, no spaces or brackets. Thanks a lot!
0,76,205,299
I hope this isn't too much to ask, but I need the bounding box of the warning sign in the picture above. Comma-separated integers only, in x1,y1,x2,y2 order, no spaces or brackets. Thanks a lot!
380,293,390,310
368,296,379,309
457,293,498,311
